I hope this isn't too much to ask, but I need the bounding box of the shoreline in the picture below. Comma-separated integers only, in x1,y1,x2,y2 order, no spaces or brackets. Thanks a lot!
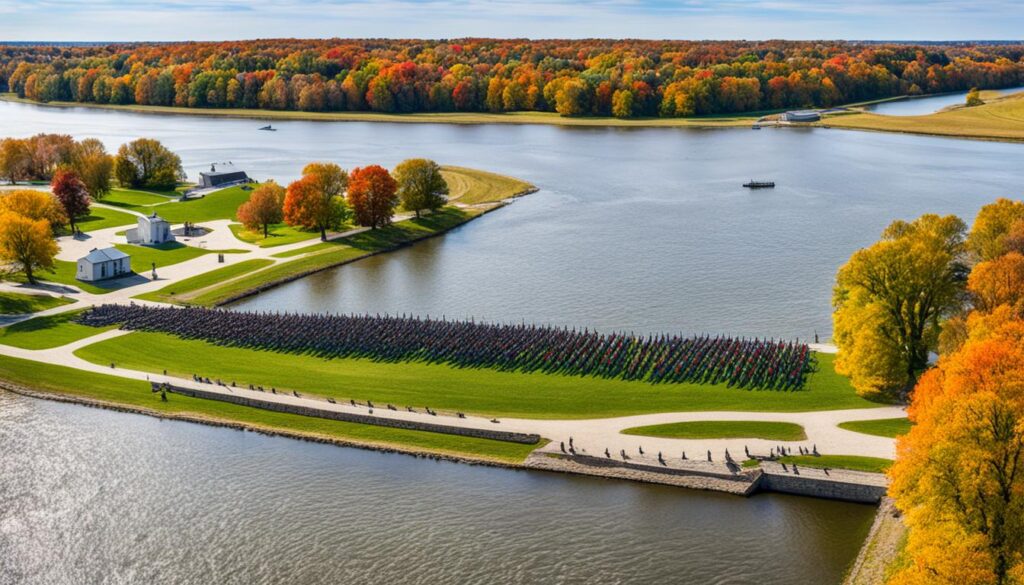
1,380,888,504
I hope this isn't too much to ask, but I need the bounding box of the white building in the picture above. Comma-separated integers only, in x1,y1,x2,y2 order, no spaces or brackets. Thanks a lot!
126,213,175,245
76,248,131,282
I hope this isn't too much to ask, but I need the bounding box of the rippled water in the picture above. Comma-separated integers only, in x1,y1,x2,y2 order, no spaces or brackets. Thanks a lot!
4,101,1021,337
0,391,874,585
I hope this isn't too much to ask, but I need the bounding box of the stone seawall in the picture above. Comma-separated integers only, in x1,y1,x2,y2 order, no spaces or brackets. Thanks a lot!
163,383,541,445
757,465,888,504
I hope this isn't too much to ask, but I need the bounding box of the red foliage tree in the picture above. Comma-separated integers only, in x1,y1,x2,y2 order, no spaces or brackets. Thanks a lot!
348,165,398,229
50,168,90,231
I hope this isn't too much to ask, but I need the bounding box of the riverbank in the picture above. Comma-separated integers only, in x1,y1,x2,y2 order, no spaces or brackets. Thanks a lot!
822,91,1024,142
844,498,908,585
0,93,758,128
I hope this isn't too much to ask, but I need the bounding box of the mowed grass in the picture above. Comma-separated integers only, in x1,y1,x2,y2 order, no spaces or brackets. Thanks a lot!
74,334,879,418
134,258,274,303
0,353,539,463
70,206,138,232
193,207,483,305
114,242,217,273
229,222,321,248
439,166,535,205
0,292,73,314
622,420,807,441
0,310,114,349
777,454,894,474
105,184,255,223
102,188,175,207
826,91,1024,141
839,418,913,438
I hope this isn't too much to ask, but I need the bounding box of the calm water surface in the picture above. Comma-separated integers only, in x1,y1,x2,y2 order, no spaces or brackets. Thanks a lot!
3,101,1021,338
0,392,874,585
864,86,1024,116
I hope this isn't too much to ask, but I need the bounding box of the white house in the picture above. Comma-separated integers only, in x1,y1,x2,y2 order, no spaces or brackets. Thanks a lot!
126,213,175,245
76,248,131,282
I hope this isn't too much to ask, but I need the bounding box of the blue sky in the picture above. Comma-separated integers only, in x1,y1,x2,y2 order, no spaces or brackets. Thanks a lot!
1,0,1021,41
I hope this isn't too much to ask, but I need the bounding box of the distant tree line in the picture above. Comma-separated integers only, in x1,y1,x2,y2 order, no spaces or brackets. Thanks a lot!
2,39,1023,118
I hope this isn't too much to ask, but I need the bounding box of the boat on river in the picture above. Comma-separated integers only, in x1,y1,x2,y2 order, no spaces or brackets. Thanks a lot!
743,180,775,189
259,125,276,131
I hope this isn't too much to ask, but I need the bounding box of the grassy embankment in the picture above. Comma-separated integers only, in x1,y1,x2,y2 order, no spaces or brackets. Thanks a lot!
101,184,255,223
824,91,1024,142
0,93,759,127
166,206,487,306
70,206,139,233
776,454,893,474
622,420,807,441
134,259,274,303
839,418,912,438
0,310,115,350
0,292,73,314
0,352,539,463
73,333,879,418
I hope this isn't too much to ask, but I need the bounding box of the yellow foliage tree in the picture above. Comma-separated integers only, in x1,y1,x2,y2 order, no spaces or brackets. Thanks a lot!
0,211,58,283
968,252,1024,315
833,214,967,399
968,198,1024,262
0,189,68,229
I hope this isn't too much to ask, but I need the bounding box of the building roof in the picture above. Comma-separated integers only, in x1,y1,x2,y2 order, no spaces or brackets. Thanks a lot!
200,162,247,178
141,212,169,224
81,247,130,264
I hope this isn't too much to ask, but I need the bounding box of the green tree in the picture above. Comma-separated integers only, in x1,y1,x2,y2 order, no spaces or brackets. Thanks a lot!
70,138,114,199
114,138,183,190
833,214,968,400
394,159,448,218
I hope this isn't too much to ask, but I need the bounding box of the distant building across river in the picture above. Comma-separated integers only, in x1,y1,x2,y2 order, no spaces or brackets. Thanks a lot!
781,110,821,122
198,163,251,189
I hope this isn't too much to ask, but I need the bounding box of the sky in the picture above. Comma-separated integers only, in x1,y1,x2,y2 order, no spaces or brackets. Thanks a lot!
0,0,1021,42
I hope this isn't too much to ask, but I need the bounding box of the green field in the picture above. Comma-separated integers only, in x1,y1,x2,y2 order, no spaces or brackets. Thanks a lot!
103,188,176,207
71,206,139,232
0,353,539,463
73,333,878,418
229,222,321,248
826,91,1024,142
838,418,913,438
622,420,807,441
440,166,535,205
192,207,483,305
115,242,221,273
776,454,894,474
102,185,255,223
0,310,114,349
0,292,74,314
134,258,274,303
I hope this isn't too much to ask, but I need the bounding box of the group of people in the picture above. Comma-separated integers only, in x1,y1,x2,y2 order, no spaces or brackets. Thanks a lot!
79,304,814,390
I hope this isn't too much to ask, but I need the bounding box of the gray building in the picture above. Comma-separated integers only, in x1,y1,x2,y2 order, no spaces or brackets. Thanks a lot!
198,163,250,189
76,247,131,282
781,110,821,122
125,212,175,245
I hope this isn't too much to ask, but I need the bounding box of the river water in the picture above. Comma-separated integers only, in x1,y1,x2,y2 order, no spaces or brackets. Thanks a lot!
3,100,1021,338
0,391,874,585
864,86,1024,116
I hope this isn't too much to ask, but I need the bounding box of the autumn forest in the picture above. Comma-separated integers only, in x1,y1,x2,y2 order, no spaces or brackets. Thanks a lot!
2,39,1024,118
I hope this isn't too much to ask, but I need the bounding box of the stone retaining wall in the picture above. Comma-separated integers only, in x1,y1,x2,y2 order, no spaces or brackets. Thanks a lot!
161,383,541,445
758,470,887,503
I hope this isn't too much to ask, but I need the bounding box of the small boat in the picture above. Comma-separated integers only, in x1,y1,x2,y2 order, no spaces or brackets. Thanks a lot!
258,125,276,131
743,180,775,189
751,125,761,130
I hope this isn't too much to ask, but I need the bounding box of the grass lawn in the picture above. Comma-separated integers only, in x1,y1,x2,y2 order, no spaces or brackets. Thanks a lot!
440,166,535,205
74,334,880,418
193,207,483,305
825,91,1024,141
114,242,215,273
0,310,114,350
102,188,175,207
102,184,256,223
0,292,74,314
134,258,274,303
32,260,133,294
229,222,321,248
622,420,807,441
70,206,138,232
0,353,539,463
838,418,912,438
776,454,894,474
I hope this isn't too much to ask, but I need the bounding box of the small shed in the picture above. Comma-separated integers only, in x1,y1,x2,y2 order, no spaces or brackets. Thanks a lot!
126,212,175,245
77,248,131,282
198,163,250,189
781,110,821,122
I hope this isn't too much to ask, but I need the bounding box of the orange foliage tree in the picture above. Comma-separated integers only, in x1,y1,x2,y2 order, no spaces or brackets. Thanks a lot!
236,181,284,237
282,172,349,241
348,165,398,229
